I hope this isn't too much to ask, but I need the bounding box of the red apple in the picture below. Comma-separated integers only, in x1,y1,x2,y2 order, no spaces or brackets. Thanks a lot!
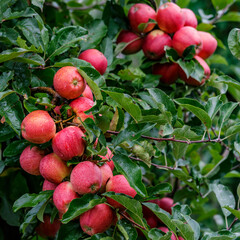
78,49,108,75
53,181,79,213
172,26,202,56
69,97,94,123
53,66,86,100
152,62,179,84
146,215,158,228
105,175,137,208
21,110,56,144
179,237,184,240
116,30,143,55
42,179,58,191
82,84,93,101
36,215,61,238
20,146,45,175
158,227,177,240
142,30,172,60
179,56,210,86
80,203,114,236
157,2,184,34
52,126,86,161
99,163,113,193
99,147,114,171
158,197,174,214
70,161,102,195
40,153,71,184
182,8,198,28
197,31,217,59
128,3,156,34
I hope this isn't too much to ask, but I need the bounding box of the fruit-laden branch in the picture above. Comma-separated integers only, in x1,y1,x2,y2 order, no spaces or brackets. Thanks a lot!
119,211,147,230
31,87,65,105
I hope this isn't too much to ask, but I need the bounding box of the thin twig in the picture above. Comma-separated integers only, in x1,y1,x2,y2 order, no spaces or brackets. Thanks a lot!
227,217,238,230
209,4,232,24
119,212,146,230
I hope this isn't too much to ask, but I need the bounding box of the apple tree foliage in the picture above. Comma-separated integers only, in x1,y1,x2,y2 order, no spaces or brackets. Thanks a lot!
1,0,240,239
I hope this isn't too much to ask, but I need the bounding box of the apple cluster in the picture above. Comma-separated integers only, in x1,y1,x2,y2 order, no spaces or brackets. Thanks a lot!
116,2,217,86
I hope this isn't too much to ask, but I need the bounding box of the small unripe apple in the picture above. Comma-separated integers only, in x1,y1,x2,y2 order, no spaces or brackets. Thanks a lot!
152,62,179,84
35,215,61,238
179,56,210,86
106,175,137,208
99,163,113,193
53,181,79,213
40,153,71,184
128,3,156,34
53,66,86,100
78,49,108,75
142,30,172,60
99,147,114,171
69,97,94,123
197,31,217,59
116,30,143,55
82,84,93,101
157,2,184,34
172,26,202,56
158,197,174,214
182,8,198,28
42,179,58,191
20,146,45,175
70,161,102,195
158,227,177,240
52,126,86,161
80,203,114,235
21,110,56,144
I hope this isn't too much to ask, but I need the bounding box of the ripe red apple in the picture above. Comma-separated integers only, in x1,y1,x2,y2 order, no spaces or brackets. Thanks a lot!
145,215,158,228
128,3,156,34
53,181,79,213
116,30,143,55
157,2,184,34
179,56,210,86
20,146,45,175
69,97,94,123
172,26,202,56
35,215,61,238
52,126,86,161
21,110,56,144
152,62,179,84
78,49,108,75
42,179,58,191
80,203,114,236
105,175,137,208
70,161,102,195
99,147,114,171
99,163,113,193
40,153,71,184
142,30,172,60
182,8,198,28
53,66,86,100
158,227,177,240
179,237,184,240
197,31,217,59
158,197,174,214
82,84,93,101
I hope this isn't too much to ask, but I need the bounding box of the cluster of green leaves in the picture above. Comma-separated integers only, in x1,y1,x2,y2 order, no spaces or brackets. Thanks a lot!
1,0,240,239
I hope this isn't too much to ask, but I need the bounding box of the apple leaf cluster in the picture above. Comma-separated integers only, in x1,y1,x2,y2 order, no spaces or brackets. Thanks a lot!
1,0,240,239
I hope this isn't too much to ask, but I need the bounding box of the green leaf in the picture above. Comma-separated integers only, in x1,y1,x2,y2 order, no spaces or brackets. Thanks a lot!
142,202,176,233
216,75,240,92
237,183,240,198
0,72,14,91
112,154,147,197
48,26,88,59
210,183,236,217
223,206,240,220
228,28,240,59
182,215,200,240
3,140,28,157
57,221,84,240
211,0,234,10
61,194,106,224
1,7,36,22
32,0,45,11
0,27,18,45
104,91,142,122
148,228,169,240
80,20,108,50
174,98,212,128
0,48,31,63
0,123,15,142
117,219,138,240
147,183,173,196
226,123,240,138
16,36,42,53
0,90,15,101
205,96,223,119
172,219,194,240
0,93,24,136
217,12,240,22
13,191,53,212
15,52,45,65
